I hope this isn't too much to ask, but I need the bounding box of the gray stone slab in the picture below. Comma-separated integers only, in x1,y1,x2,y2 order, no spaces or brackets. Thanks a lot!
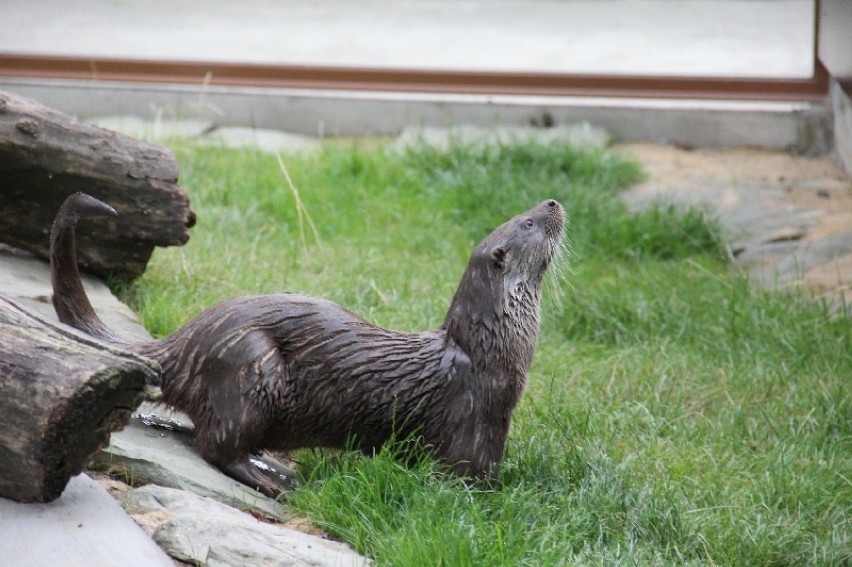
0,474,173,567
0,244,152,342
124,484,370,567
92,412,294,522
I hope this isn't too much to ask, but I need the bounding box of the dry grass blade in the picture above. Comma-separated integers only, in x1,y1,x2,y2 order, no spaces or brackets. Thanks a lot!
276,151,320,251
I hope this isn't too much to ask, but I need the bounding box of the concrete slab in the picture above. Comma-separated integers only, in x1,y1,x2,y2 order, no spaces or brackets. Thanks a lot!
0,474,173,567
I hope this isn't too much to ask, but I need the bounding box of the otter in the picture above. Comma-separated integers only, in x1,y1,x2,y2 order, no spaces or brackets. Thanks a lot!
51,192,565,496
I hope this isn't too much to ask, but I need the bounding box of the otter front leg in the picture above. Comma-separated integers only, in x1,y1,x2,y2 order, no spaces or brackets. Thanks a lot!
432,351,511,482
193,340,287,497
432,414,509,483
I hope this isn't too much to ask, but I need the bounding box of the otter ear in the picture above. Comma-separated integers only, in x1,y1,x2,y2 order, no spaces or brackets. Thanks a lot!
491,246,507,268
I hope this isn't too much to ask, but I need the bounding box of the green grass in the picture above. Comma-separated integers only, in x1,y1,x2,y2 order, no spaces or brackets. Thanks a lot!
120,139,850,566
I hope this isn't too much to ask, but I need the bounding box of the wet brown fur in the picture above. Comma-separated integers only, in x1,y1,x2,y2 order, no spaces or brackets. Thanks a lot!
51,192,565,496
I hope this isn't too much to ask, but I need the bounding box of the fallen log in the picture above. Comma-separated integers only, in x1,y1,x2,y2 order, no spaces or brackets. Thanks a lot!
0,295,160,503
0,90,195,280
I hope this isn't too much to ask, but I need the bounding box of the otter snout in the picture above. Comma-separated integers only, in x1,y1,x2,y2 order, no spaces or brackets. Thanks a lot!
539,199,564,240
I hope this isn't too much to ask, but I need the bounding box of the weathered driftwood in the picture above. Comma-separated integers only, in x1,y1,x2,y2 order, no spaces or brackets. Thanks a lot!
0,296,160,503
0,90,195,280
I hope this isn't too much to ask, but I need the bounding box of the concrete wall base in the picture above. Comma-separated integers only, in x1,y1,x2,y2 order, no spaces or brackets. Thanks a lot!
0,78,833,155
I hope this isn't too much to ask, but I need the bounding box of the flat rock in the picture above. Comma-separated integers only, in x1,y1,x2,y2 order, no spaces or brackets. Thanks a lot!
805,252,852,299
622,178,820,253
618,143,852,306
0,474,173,567
87,117,324,155
91,405,295,522
0,243,152,341
201,126,323,154
124,484,370,567
391,123,610,153
87,115,213,141
750,231,852,288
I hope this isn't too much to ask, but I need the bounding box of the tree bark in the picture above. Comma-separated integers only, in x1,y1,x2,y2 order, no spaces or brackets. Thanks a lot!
0,90,195,281
0,296,160,503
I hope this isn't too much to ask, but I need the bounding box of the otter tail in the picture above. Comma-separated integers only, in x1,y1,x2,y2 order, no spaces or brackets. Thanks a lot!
50,192,129,347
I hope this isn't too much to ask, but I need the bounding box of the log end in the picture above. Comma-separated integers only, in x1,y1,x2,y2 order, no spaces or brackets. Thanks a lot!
0,89,196,281
37,361,154,502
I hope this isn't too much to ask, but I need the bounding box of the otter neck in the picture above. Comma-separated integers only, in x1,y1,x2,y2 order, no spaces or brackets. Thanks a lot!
50,215,124,345
442,260,539,395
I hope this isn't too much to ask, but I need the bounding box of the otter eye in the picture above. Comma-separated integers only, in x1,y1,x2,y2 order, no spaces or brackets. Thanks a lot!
524,219,534,229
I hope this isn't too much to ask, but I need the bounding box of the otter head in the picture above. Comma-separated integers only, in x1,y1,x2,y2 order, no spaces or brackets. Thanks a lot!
443,199,565,377
483,198,565,304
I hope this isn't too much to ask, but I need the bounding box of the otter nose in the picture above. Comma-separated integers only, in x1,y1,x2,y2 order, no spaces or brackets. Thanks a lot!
546,199,558,208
